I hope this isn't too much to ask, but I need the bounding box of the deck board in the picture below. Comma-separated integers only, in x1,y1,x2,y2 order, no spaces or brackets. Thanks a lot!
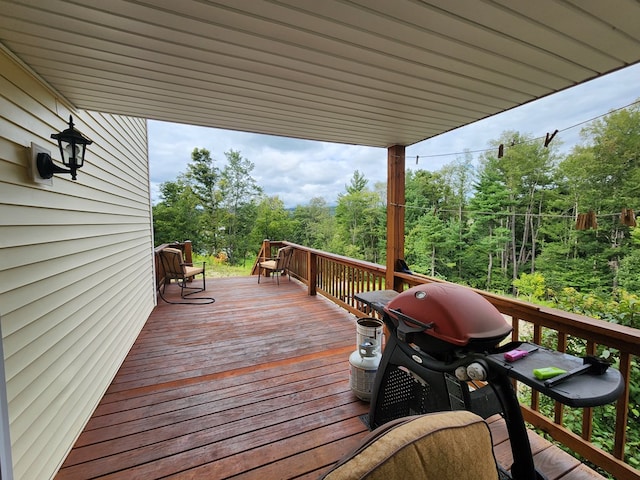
55,276,604,479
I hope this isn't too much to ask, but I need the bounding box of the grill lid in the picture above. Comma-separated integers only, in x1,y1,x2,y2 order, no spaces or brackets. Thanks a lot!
384,283,512,347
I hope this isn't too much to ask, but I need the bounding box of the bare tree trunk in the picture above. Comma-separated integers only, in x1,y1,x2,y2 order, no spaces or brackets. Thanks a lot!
518,188,537,269
499,218,508,274
511,206,517,294
610,226,623,290
530,199,542,273
519,210,531,266
487,226,493,290
458,202,463,278
431,244,436,277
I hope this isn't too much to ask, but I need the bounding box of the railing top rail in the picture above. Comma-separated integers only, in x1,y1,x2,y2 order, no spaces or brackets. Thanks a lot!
283,241,386,274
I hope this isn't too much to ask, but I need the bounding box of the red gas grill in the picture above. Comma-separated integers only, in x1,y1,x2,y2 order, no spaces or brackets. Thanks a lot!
356,283,624,480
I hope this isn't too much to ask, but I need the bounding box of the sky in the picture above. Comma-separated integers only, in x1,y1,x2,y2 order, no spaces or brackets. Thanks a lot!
148,63,640,208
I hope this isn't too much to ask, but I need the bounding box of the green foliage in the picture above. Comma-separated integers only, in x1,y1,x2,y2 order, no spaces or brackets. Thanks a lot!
513,272,547,301
250,196,293,246
154,105,640,287
549,287,640,329
192,253,253,275
333,171,385,262
152,180,204,251
219,150,262,264
154,104,640,291
290,197,335,249
153,148,262,263
405,214,459,278
618,228,640,292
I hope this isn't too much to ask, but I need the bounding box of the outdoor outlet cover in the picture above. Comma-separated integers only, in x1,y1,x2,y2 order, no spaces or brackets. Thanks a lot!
30,142,53,186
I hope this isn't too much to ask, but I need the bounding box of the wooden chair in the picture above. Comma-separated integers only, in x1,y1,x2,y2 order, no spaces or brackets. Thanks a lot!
257,246,293,285
158,247,209,299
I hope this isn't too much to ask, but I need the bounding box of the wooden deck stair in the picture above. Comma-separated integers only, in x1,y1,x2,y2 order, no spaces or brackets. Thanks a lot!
55,277,606,479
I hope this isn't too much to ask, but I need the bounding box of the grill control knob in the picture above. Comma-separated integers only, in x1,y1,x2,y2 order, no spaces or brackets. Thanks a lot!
467,362,487,381
455,366,470,381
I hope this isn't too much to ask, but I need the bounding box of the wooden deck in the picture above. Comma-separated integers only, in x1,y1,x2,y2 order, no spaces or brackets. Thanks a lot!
54,277,605,480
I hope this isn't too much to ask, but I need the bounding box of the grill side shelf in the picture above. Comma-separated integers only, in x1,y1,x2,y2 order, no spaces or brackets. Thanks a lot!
485,344,624,408
355,290,399,314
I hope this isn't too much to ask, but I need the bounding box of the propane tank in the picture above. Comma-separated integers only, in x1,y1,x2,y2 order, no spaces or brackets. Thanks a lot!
356,317,384,355
349,341,382,401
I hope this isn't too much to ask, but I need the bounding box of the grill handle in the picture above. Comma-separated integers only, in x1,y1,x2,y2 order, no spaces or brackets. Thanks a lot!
387,308,434,342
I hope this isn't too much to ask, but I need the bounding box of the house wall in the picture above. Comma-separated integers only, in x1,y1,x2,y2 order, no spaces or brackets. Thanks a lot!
0,48,156,479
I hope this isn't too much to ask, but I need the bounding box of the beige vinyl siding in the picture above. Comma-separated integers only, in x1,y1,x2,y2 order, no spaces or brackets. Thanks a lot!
0,48,156,480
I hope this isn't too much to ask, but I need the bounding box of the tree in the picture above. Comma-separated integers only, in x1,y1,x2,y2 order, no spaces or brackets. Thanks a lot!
513,272,547,301
538,147,608,291
334,171,385,262
617,226,640,293
291,197,335,249
406,214,459,278
404,170,451,225
185,148,222,254
464,157,512,290
439,154,475,279
219,150,262,263
474,132,557,292
152,179,204,250
541,104,640,294
150,106,639,302
404,164,466,278
249,196,293,247
580,104,640,288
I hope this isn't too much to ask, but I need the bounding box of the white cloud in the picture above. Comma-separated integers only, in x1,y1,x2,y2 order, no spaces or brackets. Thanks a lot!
149,64,640,207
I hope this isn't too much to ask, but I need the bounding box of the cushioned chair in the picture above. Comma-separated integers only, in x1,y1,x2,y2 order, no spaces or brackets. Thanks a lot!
320,411,500,480
158,247,207,299
257,246,293,285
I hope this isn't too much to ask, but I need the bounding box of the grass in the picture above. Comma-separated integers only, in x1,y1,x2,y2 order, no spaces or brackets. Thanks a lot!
193,253,254,278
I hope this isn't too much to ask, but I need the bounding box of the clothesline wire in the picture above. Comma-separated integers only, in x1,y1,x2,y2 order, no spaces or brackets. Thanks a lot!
390,99,640,161
389,203,635,219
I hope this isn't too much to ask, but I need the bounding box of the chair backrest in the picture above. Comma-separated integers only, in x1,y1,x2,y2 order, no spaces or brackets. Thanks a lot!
160,248,186,278
275,247,293,270
321,411,499,480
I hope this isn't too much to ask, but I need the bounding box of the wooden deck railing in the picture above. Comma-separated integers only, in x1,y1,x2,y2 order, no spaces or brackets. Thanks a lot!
262,240,640,480
255,240,386,314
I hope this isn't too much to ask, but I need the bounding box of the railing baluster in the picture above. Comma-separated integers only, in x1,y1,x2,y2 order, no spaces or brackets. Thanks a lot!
532,324,542,412
555,332,568,425
511,315,520,342
615,351,632,460
582,340,596,441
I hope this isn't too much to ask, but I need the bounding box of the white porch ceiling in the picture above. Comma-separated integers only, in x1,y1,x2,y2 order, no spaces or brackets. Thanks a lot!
1,0,639,148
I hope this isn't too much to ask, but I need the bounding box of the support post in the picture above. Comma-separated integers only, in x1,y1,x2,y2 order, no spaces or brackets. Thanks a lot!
183,240,193,265
262,239,271,261
261,239,272,278
386,145,405,292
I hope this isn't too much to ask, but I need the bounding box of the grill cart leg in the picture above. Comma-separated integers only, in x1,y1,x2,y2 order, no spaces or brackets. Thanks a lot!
490,373,547,480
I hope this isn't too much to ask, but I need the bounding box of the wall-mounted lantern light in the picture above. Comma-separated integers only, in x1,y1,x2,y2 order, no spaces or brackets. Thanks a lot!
36,115,93,181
